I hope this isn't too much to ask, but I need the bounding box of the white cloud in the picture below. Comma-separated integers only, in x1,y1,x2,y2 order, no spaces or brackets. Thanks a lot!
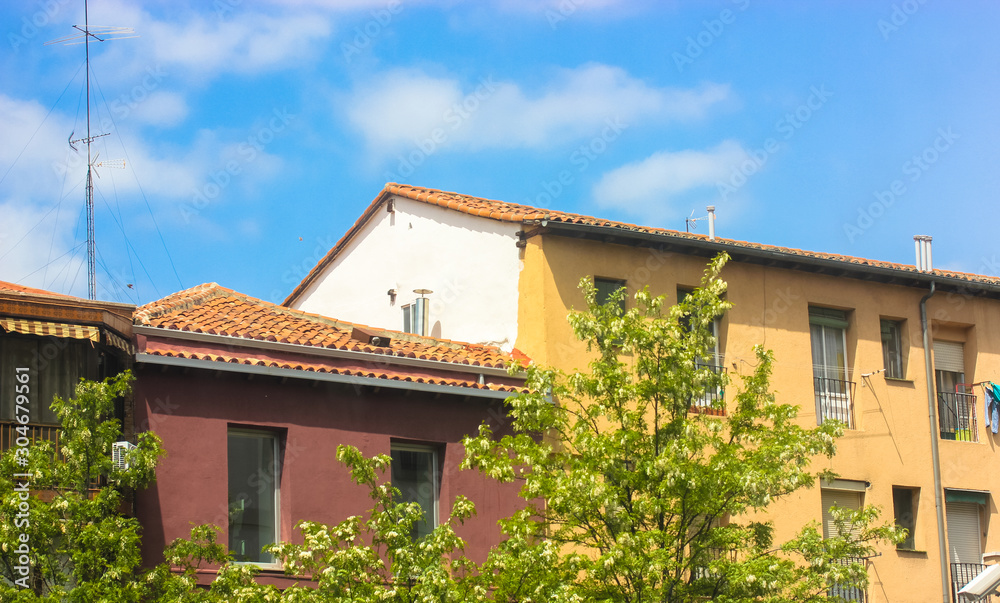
0,93,286,294
592,140,749,220
83,0,332,82
0,201,88,297
128,91,189,127
345,64,730,155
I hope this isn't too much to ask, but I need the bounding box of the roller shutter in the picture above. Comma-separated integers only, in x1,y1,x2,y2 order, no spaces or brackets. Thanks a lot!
822,489,863,539
934,341,965,373
946,501,981,564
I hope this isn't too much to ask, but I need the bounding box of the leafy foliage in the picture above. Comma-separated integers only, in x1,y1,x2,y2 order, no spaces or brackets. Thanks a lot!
462,253,903,602
265,444,481,602
2,255,902,602
0,371,164,602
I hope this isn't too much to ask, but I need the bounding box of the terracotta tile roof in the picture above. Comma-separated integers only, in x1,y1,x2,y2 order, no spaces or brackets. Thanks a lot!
382,183,1000,285
136,283,524,393
0,280,82,300
284,183,1000,306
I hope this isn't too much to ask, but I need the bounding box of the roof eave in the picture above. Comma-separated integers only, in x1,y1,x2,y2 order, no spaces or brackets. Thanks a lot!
542,221,1000,299
282,187,396,307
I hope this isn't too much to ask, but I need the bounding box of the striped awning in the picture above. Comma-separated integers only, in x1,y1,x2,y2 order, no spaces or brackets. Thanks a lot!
103,329,134,353
0,318,100,342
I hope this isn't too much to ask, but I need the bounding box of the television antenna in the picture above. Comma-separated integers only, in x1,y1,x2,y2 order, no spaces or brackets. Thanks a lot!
46,0,135,300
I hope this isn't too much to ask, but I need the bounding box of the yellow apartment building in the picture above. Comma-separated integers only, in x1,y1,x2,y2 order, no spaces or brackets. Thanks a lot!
286,183,1000,602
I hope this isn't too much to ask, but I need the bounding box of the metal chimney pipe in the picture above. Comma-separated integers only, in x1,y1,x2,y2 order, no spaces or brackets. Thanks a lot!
707,206,716,241
914,235,933,272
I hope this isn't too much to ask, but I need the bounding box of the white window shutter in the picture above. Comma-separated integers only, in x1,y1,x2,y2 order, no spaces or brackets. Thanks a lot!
947,501,982,564
822,489,862,539
934,340,965,373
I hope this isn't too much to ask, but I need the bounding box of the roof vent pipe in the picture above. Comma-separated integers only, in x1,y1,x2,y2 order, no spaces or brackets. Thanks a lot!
707,206,716,241
914,235,933,272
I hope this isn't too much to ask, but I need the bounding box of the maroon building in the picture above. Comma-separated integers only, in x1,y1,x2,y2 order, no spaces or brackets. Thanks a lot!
131,283,526,584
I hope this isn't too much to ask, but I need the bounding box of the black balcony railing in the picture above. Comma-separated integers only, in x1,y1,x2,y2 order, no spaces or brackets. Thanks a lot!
952,562,993,602
939,392,979,442
828,557,867,602
814,377,856,429
691,362,726,415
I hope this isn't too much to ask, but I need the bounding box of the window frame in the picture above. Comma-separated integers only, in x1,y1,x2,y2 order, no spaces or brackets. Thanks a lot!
809,307,854,428
594,277,627,314
880,318,905,379
678,287,725,413
402,298,428,336
390,442,440,541
892,486,919,550
227,427,281,567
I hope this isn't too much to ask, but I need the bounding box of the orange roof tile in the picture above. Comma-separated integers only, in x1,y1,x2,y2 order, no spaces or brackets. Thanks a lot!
284,183,1000,306
136,283,525,393
0,280,83,300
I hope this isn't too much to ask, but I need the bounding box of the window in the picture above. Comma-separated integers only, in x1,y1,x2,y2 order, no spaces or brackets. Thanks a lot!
934,341,977,441
822,481,866,602
821,482,865,539
679,288,725,412
810,307,854,428
892,486,918,550
594,277,627,314
228,429,280,565
391,444,439,540
0,335,87,425
402,298,428,336
880,319,904,379
946,491,990,601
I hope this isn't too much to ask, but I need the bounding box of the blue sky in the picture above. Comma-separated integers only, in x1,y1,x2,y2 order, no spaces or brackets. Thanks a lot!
1,0,998,307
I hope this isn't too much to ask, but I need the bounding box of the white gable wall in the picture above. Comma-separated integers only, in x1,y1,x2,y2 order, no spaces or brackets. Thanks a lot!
291,196,522,350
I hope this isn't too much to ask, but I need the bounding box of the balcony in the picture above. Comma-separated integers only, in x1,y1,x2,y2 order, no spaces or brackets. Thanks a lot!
815,377,857,429
691,362,726,416
952,562,993,603
828,557,867,602
939,392,979,442
0,421,60,453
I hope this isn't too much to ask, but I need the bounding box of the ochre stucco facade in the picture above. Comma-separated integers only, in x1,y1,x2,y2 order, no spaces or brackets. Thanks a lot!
516,233,1000,603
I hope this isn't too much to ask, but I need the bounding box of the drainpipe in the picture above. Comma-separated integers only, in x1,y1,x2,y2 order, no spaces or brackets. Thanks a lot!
921,281,949,603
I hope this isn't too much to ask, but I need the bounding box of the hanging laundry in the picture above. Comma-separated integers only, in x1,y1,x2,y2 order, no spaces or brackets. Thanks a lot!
985,382,1000,435
986,383,993,429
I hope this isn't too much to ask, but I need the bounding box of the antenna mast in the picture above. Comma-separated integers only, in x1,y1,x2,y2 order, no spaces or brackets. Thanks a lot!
47,0,134,300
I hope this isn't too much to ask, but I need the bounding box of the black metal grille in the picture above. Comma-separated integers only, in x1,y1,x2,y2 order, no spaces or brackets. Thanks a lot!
828,557,867,602
691,363,726,415
814,377,856,428
939,392,979,442
952,562,993,602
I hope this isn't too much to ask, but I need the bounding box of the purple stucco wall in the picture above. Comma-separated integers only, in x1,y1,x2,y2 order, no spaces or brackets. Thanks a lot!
134,365,523,584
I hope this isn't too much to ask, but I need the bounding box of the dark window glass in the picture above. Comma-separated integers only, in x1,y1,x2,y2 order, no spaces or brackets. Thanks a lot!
228,431,279,564
881,320,904,379
391,445,438,540
893,487,917,550
594,278,627,314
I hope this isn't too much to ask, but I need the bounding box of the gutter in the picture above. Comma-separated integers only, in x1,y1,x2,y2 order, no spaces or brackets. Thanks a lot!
134,353,518,400
132,325,520,379
920,282,949,603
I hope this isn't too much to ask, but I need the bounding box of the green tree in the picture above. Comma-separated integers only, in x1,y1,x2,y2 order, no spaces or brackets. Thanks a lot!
0,371,164,602
265,444,480,602
462,253,902,603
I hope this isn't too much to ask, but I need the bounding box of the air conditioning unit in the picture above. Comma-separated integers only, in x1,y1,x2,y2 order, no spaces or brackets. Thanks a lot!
112,441,137,471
